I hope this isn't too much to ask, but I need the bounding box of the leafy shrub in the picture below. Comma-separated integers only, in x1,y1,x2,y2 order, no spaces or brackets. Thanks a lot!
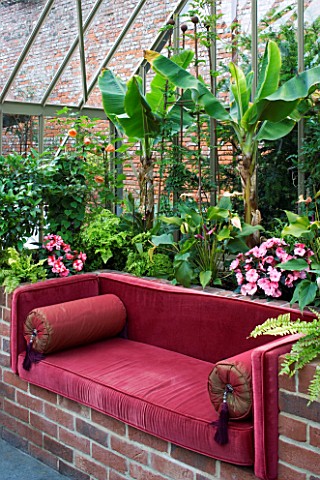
0,248,47,293
0,152,45,251
78,209,131,271
43,151,88,245
125,232,173,278
151,197,261,288
125,252,173,278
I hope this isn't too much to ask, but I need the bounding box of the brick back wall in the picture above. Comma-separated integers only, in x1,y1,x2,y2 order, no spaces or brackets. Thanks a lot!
1,283,320,480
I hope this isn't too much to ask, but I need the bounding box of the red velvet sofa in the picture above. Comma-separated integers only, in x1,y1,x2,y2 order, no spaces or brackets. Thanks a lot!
10,272,308,480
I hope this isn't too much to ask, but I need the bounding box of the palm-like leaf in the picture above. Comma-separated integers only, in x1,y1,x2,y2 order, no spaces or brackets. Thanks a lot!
98,69,127,131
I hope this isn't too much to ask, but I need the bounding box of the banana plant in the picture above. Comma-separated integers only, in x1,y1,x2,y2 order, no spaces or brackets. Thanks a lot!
98,51,195,230
145,41,320,230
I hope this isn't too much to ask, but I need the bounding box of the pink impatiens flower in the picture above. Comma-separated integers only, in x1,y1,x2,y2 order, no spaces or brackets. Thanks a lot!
47,255,56,266
294,243,306,257
230,258,239,271
73,259,84,272
245,269,259,283
52,259,68,275
241,283,257,296
267,267,281,283
78,252,87,262
235,272,244,285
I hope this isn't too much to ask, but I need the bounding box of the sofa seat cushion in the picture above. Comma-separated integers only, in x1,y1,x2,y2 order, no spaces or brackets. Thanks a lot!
18,338,254,466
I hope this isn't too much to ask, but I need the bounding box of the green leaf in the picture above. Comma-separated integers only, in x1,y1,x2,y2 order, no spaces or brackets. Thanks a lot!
237,223,264,237
217,226,231,240
254,40,281,101
135,242,143,255
119,76,160,141
160,216,183,226
200,270,212,289
279,258,309,271
217,196,232,210
146,50,194,114
144,50,231,122
174,260,194,287
229,62,250,120
151,233,174,246
207,206,229,220
256,118,296,141
290,280,318,311
98,69,127,129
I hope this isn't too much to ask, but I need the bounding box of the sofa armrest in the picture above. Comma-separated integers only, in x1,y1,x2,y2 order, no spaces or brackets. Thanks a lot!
251,333,301,480
11,274,99,373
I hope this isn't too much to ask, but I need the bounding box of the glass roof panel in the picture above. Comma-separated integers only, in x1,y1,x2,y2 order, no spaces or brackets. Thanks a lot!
84,0,180,108
0,0,47,94
6,0,79,103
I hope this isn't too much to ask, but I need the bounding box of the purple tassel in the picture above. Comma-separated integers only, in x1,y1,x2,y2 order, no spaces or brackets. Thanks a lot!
213,383,233,445
23,329,45,371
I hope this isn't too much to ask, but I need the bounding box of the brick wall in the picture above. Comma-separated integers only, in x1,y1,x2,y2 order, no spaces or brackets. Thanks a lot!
278,357,320,480
1,285,319,480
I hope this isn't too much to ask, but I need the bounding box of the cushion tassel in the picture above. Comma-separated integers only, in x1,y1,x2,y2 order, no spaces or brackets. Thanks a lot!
213,383,233,445
23,329,45,371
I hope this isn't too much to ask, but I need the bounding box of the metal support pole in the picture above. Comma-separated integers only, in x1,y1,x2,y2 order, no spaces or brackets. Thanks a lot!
297,0,305,205
38,114,44,154
251,0,258,98
209,1,217,205
251,0,258,211
76,0,88,105
0,110,3,156
38,114,45,244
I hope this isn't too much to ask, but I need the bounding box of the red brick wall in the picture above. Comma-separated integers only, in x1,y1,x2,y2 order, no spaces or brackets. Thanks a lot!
278,356,320,480
1,284,319,479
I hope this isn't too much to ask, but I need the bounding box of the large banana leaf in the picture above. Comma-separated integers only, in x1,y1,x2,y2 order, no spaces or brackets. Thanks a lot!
254,40,281,101
255,65,320,122
144,50,231,122
146,50,194,114
119,76,160,141
256,118,296,141
98,69,127,131
229,63,250,120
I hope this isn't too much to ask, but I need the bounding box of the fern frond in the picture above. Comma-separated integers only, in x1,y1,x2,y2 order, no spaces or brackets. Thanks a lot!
250,313,296,337
284,343,320,371
251,309,320,402
308,366,320,403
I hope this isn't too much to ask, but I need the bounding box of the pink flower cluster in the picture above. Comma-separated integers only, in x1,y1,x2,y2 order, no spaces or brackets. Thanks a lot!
230,237,313,298
43,234,87,278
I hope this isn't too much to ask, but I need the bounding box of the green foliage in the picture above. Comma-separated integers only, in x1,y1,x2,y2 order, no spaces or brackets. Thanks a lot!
124,231,173,279
44,151,88,244
0,151,46,251
78,209,131,271
251,310,320,402
145,42,320,226
125,251,173,278
279,201,320,310
0,248,46,293
151,197,260,288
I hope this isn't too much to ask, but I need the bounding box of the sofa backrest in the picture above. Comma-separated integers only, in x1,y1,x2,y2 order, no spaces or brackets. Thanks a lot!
11,274,100,373
99,272,306,364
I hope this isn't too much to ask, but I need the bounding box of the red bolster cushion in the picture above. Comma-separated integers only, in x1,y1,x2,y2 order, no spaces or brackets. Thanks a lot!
24,294,126,354
207,349,253,420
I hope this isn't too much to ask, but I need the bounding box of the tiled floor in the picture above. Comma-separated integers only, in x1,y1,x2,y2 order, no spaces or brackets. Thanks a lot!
0,438,70,480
